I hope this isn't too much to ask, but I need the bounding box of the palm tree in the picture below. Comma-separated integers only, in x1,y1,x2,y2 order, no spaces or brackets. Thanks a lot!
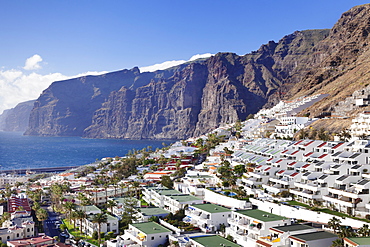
63,201,75,222
106,200,117,214
132,181,141,199
328,217,341,234
357,224,370,237
70,211,79,230
338,226,356,239
91,213,108,246
75,210,86,234
36,208,48,228
331,238,343,247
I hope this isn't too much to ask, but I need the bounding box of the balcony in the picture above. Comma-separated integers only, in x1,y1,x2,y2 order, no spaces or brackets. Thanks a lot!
262,184,284,194
294,182,319,192
290,188,321,199
227,218,248,226
322,194,354,207
270,178,290,186
328,187,363,199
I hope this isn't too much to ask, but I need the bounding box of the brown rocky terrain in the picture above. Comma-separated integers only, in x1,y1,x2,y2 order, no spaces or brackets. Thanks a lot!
288,4,370,118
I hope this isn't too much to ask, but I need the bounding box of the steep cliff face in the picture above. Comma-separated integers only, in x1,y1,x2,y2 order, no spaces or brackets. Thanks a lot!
84,29,329,139
25,68,144,136
25,28,329,139
0,100,35,132
288,4,370,117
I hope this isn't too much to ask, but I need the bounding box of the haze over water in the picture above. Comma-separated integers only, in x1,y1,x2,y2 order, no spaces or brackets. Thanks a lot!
0,131,174,171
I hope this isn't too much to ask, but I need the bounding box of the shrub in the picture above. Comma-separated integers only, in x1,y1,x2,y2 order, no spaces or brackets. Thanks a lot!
92,231,98,240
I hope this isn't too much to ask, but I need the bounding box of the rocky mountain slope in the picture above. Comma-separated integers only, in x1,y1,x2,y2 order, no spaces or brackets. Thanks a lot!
288,4,370,118
0,100,35,132
26,29,328,139
25,4,370,139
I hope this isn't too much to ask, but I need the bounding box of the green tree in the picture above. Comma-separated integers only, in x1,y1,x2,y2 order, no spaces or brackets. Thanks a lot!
36,208,48,228
328,217,342,234
331,238,343,247
106,200,118,213
338,226,356,239
75,209,86,234
91,213,108,246
63,201,76,222
234,164,246,176
161,176,173,189
358,224,370,237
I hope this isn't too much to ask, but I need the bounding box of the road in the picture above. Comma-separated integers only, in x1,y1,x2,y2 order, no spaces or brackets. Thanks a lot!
43,206,67,242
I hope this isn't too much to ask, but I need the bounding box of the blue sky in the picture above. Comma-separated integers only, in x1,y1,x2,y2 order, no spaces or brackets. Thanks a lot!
0,0,368,113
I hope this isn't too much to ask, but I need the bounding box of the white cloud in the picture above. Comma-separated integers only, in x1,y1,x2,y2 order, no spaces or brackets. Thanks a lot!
23,54,43,70
140,53,213,72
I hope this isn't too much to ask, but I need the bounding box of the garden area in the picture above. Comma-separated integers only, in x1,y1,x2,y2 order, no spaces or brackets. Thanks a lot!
286,201,370,223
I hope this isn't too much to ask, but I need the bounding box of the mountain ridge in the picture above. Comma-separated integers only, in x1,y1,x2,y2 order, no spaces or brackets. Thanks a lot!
24,4,370,139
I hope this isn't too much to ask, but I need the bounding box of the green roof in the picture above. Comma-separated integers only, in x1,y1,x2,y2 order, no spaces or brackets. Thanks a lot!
272,224,314,233
192,204,231,214
346,237,370,245
291,231,337,242
77,205,101,213
139,207,170,216
191,235,241,247
106,214,118,221
131,222,171,235
112,197,138,204
168,194,202,203
236,209,287,222
87,213,117,222
153,188,182,195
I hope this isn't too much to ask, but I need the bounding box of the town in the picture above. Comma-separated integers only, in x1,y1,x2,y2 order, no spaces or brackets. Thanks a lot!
2,94,370,247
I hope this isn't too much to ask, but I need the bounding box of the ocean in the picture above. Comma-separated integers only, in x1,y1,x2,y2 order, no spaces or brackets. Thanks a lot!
0,131,174,171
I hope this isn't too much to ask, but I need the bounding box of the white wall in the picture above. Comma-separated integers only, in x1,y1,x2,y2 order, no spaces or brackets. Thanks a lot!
203,189,251,209
250,198,367,228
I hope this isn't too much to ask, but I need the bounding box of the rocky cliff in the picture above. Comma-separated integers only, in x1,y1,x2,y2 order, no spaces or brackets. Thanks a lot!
26,4,370,139
25,29,329,139
0,100,35,132
288,4,370,118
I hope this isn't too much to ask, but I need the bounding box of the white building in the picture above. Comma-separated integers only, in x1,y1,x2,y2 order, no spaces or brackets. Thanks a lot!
184,203,231,233
226,209,290,246
350,112,370,138
120,222,172,247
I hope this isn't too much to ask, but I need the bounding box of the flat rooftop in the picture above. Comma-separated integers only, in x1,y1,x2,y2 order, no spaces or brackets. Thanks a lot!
345,237,370,245
271,224,314,233
168,194,202,203
131,222,171,235
290,231,337,242
236,209,287,222
191,204,231,214
191,235,241,247
139,207,170,216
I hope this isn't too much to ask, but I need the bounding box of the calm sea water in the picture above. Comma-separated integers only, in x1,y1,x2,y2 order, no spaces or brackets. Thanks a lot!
0,131,174,171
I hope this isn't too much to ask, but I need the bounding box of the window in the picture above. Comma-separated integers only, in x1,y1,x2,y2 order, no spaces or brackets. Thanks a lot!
151,236,154,240
7,236,10,240
27,228,30,232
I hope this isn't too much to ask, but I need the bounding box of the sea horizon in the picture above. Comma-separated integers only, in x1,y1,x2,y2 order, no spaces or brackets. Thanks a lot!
0,131,175,172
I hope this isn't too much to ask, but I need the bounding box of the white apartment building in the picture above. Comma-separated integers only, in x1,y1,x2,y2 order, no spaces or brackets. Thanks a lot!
80,214,119,236
350,111,370,138
142,187,203,213
226,209,290,246
184,203,231,233
120,222,172,247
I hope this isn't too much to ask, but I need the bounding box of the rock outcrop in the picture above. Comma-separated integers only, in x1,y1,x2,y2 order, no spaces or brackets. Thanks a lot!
0,100,35,132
